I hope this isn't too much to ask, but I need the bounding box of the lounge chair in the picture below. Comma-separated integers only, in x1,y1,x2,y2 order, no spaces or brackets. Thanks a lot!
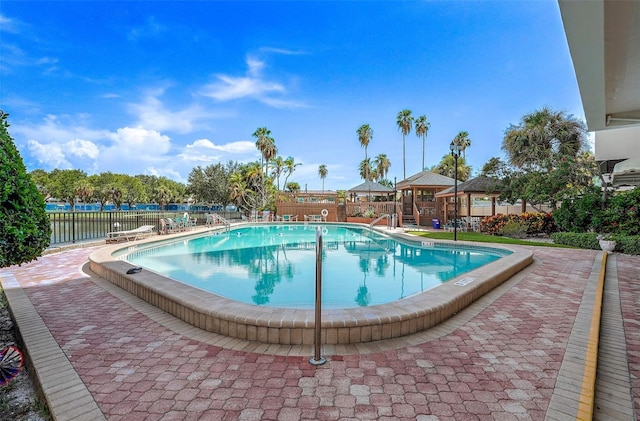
106,225,155,243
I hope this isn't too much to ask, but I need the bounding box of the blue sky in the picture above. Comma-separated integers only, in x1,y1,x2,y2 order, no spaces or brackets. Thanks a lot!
1,1,585,191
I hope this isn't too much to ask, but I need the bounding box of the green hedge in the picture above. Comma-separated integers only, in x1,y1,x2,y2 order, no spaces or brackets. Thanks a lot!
550,232,640,255
0,111,51,267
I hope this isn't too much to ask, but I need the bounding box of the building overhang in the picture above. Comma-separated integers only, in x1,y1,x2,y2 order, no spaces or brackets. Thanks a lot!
559,0,640,132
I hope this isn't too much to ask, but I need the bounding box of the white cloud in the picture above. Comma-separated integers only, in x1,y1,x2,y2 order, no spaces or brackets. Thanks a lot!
200,55,304,108
14,114,109,144
27,139,71,169
0,14,19,34
67,138,100,159
128,87,217,134
178,138,257,162
109,126,171,155
147,166,182,180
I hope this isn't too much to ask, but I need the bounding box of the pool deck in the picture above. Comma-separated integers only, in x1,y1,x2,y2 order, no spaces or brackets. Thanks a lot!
1,233,639,420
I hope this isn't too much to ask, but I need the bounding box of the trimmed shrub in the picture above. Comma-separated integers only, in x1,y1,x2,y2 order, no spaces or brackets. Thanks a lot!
617,237,640,255
550,232,600,250
550,232,640,255
0,111,51,267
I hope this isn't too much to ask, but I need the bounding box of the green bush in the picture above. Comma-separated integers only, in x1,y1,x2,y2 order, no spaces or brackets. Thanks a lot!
499,220,527,239
617,237,640,255
552,186,605,232
603,188,640,235
0,111,51,267
550,232,640,255
550,232,600,250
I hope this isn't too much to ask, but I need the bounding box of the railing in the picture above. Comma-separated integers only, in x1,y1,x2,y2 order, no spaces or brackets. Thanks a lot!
47,210,241,246
369,214,391,229
206,213,231,232
345,201,397,217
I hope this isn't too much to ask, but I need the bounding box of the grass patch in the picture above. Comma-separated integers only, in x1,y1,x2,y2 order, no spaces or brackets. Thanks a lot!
407,231,571,247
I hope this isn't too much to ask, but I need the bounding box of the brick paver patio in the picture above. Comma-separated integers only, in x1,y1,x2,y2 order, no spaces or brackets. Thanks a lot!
2,243,638,420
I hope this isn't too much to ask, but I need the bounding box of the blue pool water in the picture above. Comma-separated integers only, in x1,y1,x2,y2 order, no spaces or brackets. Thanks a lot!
123,224,510,309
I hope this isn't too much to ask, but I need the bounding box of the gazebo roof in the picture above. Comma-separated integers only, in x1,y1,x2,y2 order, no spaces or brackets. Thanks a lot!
347,180,393,193
396,171,455,190
435,176,501,196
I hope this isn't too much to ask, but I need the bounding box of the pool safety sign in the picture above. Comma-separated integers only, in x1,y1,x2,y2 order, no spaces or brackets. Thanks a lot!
454,277,476,286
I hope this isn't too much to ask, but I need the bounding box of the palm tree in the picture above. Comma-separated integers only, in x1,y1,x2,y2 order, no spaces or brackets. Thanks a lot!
414,115,430,171
318,164,328,192
453,131,471,159
502,107,585,171
262,137,277,179
229,172,250,208
252,127,275,181
282,156,301,190
252,127,277,207
356,124,373,159
433,154,471,181
373,154,391,181
359,158,372,181
396,109,413,179
74,179,94,207
270,156,285,190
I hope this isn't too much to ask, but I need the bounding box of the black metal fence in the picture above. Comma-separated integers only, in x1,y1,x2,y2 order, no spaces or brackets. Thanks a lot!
48,210,241,246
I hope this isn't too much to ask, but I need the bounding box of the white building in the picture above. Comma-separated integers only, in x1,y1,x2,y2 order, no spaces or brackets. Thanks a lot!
559,0,640,188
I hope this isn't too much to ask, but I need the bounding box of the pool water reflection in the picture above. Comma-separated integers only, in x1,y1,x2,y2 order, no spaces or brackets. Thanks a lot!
124,224,509,309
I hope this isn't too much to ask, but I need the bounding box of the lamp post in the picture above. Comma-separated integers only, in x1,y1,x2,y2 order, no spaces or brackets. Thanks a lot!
449,141,462,241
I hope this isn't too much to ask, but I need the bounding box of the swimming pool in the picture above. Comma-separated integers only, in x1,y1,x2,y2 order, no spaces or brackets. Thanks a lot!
122,224,509,309
91,223,533,345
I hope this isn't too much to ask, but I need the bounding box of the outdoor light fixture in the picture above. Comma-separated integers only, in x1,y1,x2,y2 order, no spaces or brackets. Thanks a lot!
450,141,462,241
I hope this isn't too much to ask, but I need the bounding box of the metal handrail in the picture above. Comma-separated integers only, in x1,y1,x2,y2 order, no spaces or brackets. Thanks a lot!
369,213,391,229
310,226,326,366
208,213,231,232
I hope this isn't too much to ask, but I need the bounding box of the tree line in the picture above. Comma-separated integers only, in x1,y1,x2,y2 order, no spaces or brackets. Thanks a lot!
26,106,598,216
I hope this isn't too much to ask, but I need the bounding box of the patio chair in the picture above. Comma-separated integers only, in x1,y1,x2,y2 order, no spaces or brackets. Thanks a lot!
263,210,272,221
184,213,197,230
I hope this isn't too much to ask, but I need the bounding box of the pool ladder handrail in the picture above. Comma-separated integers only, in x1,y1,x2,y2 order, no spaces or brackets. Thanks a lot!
369,213,391,229
209,213,231,232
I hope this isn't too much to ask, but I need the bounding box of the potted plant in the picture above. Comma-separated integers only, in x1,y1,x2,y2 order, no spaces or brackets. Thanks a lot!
597,234,616,252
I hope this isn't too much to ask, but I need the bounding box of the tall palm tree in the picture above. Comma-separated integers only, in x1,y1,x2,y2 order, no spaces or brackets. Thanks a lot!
359,158,372,181
396,109,413,179
453,131,471,159
318,164,328,192
414,115,430,171
252,127,276,207
282,156,301,190
373,154,391,181
252,127,276,181
356,124,373,159
270,156,285,190
262,137,277,179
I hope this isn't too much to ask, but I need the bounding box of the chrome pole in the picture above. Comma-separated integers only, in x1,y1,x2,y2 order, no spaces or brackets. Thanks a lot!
310,226,326,365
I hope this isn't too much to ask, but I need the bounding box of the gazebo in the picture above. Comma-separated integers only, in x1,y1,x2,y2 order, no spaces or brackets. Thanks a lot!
434,175,502,227
396,171,456,225
347,180,394,201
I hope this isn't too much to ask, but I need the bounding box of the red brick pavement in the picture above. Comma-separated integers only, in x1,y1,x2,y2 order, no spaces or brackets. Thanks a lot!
617,253,640,418
5,246,606,420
